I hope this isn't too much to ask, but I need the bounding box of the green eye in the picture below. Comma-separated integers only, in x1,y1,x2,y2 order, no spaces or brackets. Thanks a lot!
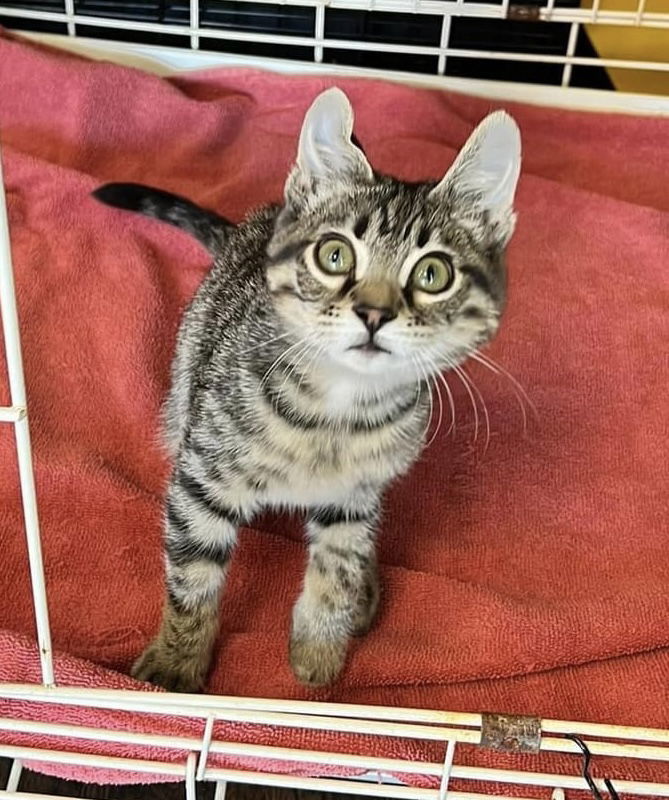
411,254,454,294
316,236,355,275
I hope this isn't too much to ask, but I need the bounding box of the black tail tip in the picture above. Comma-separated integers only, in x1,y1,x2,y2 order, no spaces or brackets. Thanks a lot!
92,182,149,211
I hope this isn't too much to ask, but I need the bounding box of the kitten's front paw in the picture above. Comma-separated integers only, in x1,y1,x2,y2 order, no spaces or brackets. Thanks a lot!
289,636,347,687
131,641,206,693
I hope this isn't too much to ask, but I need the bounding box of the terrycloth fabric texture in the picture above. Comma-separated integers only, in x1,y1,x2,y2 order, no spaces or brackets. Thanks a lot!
1,29,668,788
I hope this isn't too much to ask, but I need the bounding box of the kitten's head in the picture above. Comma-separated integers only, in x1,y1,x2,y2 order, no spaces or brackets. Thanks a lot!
267,88,521,388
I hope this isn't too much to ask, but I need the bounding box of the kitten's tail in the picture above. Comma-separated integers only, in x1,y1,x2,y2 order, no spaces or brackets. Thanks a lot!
92,182,233,253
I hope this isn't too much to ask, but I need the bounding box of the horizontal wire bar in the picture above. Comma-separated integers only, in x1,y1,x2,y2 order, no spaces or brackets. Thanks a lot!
0,685,482,727
0,744,186,776
1,793,103,800
0,0,669,28
0,3,668,35
5,686,669,745
204,767,534,800
0,406,25,422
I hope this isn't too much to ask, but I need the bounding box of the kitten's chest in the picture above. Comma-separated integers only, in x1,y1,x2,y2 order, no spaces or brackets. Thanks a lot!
245,409,424,508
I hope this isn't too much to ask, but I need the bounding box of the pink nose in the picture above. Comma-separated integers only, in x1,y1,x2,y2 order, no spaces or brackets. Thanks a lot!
354,304,396,334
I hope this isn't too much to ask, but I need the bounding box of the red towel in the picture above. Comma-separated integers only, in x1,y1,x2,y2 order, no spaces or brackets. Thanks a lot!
1,29,669,788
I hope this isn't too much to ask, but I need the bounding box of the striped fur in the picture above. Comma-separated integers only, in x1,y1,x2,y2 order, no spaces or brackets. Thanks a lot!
94,89,521,689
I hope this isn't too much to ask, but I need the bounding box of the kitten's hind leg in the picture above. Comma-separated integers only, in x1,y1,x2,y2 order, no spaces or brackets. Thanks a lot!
290,500,380,687
132,468,243,692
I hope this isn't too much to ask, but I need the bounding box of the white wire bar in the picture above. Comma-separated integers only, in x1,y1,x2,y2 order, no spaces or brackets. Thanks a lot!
5,685,669,745
314,3,325,63
5,760,23,793
189,0,199,49
0,406,25,422
0,149,54,687
561,21,579,87
437,15,452,76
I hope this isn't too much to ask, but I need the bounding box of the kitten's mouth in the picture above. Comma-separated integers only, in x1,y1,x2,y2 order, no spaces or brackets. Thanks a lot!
349,341,390,355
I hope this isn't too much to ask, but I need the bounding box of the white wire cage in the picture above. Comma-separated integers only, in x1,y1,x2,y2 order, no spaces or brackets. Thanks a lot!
0,0,668,97
0,2,669,797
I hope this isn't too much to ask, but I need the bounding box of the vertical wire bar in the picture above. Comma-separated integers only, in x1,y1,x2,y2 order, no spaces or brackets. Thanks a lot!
500,0,510,20
190,0,199,50
185,753,197,800
314,2,325,63
196,715,215,781
213,781,228,800
63,0,75,36
438,740,456,800
546,0,556,21
561,21,579,87
437,14,451,75
0,149,54,686
635,0,646,24
590,0,601,22
6,761,23,792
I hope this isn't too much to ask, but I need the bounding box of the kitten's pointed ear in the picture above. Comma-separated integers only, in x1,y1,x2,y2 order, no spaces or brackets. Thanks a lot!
283,88,372,210
430,111,521,245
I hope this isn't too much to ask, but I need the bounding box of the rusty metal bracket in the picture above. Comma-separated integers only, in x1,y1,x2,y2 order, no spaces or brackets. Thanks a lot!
507,4,541,20
481,713,542,754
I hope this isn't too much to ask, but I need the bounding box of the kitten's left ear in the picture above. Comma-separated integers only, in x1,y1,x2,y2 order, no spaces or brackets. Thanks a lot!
283,88,373,211
430,110,521,246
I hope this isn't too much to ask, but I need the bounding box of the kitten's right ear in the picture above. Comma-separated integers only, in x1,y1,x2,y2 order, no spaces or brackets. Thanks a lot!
282,88,372,217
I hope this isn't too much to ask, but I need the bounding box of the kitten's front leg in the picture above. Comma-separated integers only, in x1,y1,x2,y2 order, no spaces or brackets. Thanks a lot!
132,468,243,692
290,498,380,687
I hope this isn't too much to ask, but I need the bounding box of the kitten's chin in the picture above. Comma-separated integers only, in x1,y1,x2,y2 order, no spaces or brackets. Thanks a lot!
331,348,414,382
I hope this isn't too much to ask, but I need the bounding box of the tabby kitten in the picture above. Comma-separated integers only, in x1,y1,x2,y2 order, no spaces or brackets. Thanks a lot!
94,88,521,691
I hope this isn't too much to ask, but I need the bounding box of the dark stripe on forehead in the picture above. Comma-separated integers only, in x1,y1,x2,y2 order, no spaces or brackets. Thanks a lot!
378,204,390,236
402,212,422,241
417,224,431,248
354,215,370,239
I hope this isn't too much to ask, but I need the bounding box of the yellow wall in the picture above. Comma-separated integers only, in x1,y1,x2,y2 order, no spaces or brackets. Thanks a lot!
584,0,669,94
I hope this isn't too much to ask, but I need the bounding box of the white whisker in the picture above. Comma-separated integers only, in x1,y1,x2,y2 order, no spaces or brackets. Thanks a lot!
242,331,293,355
469,351,537,434
449,360,480,443
462,365,491,454
412,355,434,447
259,336,311,391
420,354,444,450
423,352,456,437
274,339,316,413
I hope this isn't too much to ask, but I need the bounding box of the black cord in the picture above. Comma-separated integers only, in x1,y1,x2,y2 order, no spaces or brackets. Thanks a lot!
563,735,620,800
